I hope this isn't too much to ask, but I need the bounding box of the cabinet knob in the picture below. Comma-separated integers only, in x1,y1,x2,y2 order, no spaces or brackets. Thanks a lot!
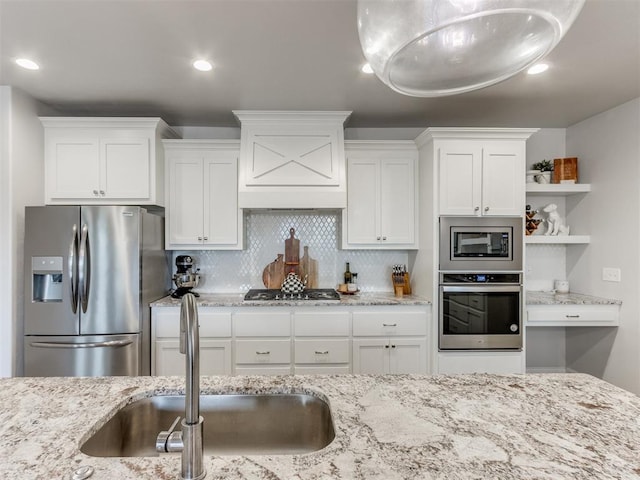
376,236,381,241
99,190,105,196
382,236,387,241
391,344,396,349
203,237,208,241
197,237,202,241
484,206,489,212
385,345,390,349
474,206,480,212
93,190,99,196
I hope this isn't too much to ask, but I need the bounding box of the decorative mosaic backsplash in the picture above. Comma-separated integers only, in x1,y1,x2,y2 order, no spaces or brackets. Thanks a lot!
173,211,409,293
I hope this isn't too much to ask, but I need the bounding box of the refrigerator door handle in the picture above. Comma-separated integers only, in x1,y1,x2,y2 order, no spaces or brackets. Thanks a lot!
29,339,134,349
78,223,90,313
68,224,79,314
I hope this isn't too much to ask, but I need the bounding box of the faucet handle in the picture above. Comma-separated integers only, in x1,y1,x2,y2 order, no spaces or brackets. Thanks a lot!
156,416,183,453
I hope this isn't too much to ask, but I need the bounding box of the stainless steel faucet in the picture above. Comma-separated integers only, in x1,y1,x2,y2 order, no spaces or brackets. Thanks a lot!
156,293,206,480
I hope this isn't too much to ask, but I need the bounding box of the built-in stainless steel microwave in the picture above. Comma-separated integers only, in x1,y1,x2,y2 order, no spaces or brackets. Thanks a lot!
439,217,523,271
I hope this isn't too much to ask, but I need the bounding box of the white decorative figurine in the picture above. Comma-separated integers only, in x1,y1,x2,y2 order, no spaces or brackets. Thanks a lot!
543,203,570,236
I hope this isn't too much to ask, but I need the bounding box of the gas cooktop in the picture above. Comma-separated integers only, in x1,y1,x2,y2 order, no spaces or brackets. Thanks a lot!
244,289,341,301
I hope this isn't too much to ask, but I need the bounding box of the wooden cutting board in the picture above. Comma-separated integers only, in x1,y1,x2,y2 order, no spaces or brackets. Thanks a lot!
284,227,300,275
299,246,318,288
262,254,285,289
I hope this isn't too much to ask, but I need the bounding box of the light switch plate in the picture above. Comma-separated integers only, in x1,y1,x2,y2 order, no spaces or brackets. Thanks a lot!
602,267,621,282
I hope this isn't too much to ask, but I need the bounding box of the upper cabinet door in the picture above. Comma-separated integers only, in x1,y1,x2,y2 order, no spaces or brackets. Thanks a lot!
438,143,482,216
46,133,101,200
481,141,525,216
100,137,151,199
167,155,205,246
203,153,240,246
345,157,380,245
380,157,415,244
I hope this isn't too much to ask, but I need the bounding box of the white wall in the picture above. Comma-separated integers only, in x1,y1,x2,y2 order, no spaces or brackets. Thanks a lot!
565,97,640,394
0,87,44,377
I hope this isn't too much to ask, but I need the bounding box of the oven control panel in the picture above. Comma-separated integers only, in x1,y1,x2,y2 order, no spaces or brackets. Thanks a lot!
441,273,521,284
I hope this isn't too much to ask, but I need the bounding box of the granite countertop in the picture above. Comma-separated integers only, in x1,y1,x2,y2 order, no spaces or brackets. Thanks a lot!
2,373,639,479
151,292,431,308
526,291,622,306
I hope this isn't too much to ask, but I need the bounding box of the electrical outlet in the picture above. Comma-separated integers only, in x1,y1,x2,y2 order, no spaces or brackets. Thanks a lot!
602,267,621,282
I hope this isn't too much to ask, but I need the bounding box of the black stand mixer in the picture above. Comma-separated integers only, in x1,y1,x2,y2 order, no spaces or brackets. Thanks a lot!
171,255,201,298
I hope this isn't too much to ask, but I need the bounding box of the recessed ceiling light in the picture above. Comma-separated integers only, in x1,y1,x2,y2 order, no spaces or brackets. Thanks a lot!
527,63,549,75
15,58,40,70
193,59,213,72
361,63,374,74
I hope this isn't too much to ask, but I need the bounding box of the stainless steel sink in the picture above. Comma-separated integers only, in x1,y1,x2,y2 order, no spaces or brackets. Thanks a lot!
80,393,335,457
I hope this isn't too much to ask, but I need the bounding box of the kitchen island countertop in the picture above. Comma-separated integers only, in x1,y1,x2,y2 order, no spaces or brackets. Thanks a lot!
151,291,431,307
1,373,639,479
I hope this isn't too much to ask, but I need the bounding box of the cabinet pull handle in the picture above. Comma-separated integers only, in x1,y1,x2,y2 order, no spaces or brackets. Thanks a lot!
382,236,387,241
93,190,99,196
197,237,202,241
391,344,396,348
385,345,390,349
203,237,208,241
256,351,270,355
376,236,381,240
314,350,329,355
565,314,580,318
382,323,397,327
484,206,489,212
474,206,480,212
99,190,105,196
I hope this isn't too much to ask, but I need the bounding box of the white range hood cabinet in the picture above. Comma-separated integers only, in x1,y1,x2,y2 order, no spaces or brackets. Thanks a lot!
233,111,351,208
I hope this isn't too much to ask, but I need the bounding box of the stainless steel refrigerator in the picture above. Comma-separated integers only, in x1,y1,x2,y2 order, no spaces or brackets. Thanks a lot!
23,205,169,376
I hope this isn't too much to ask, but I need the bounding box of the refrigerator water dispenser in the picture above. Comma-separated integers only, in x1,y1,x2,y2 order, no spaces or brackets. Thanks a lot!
32,256,63,302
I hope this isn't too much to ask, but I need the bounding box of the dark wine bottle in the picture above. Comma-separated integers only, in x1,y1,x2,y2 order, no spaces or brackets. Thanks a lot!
344,262,352,284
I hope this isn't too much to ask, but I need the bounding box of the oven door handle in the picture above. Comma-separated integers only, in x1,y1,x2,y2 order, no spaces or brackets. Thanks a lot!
441,285,522,293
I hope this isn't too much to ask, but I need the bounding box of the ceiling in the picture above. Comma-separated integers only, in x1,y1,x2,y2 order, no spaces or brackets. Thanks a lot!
1,0,638,129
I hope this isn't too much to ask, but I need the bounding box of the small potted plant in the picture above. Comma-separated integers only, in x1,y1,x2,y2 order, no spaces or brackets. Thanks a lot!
531,160,553,184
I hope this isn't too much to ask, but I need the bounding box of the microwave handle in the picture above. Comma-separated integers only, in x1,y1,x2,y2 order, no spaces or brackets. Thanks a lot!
441,285,522,293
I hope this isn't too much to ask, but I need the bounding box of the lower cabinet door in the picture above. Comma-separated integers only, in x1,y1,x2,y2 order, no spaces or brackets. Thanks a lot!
352,338,390,374
154,339,232,376
389,338,427,374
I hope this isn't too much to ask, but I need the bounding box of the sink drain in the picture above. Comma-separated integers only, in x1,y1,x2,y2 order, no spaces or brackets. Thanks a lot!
71,466,94,480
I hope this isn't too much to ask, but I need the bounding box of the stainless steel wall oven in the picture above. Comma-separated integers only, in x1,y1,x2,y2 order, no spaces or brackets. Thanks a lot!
439,273,522,350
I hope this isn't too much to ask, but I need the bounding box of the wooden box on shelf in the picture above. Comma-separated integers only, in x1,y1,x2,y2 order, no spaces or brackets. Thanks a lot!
553,157,578,184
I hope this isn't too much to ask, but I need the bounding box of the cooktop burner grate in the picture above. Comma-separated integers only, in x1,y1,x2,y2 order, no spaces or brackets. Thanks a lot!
244,288,340,301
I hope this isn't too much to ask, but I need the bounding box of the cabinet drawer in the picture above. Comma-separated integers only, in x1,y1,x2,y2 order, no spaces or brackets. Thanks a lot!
154,308,232,338
527,305,619,327
294,312,350,336
352,311,426,336
294,339,350,364
235,366,292,375
235,339,291,364
233,312,291,337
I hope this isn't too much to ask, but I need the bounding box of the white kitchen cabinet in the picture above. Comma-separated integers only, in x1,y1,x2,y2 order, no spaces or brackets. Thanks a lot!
351,308,429,374
233,311,292,375
151,307,232,376
437,351,524,374
164,140,243,250
415,128,537,217
352,338,427,374
41,117,177,205
293,311,350,374
527,303,620,327
439,140,525,216
342,141,418,249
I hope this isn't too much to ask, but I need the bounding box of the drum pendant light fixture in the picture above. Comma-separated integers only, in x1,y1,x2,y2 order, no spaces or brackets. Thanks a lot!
357,0,586,97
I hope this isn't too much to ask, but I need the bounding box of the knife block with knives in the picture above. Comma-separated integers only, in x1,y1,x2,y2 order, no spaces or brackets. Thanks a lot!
391,265,411,295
